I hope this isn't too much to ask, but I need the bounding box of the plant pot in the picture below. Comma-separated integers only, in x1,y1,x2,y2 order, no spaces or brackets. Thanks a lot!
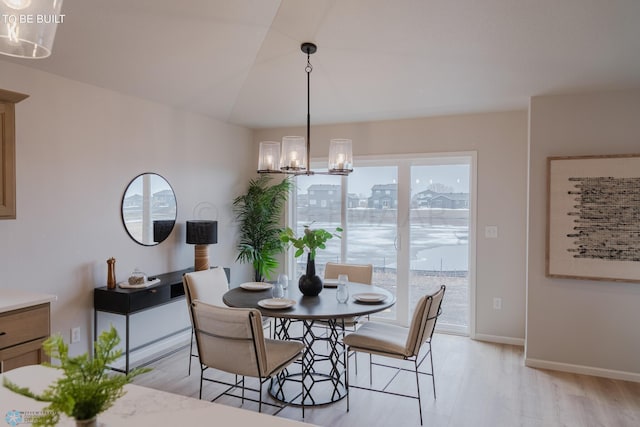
76,416,97,427
298,254,323,296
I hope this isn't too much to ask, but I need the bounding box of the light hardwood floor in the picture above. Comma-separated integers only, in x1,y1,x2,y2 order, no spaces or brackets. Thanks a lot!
133,333,640,427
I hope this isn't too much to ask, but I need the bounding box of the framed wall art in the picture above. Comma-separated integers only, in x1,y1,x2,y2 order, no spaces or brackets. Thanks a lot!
547,154,640,282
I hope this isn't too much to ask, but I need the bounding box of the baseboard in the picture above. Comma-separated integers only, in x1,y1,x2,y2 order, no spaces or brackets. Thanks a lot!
525,357,640,383
473,333,525,347
111,329,191,370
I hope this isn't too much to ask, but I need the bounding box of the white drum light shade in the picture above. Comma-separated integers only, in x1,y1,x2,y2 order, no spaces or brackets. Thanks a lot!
328,138,353,173
257,141,281,172
0,0,64,59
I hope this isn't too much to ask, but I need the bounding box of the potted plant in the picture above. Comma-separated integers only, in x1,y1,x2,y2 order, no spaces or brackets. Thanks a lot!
3,326,149,427
280,224,342,296
233,175,292,281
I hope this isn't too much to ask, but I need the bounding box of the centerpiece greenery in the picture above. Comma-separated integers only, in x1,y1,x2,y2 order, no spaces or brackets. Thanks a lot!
280,225,342,261
3,326,149,427
281,224,342,296
233,175,292,281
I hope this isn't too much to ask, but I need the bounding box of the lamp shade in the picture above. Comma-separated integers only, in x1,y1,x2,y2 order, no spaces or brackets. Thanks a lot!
280,136,307,171
257,141,281,172
0,0,64,59
328,139,353,173
186,220,217,245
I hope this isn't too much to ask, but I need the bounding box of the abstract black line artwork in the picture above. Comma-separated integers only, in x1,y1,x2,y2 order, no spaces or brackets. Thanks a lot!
547,155,640,283
566,177,640,262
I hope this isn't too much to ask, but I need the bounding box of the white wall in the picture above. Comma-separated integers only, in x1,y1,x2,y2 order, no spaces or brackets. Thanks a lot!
0,61,256,357
527,90,640,379
254,110,529,342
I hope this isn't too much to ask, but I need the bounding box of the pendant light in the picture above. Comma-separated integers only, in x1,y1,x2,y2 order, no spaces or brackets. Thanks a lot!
0,0,64,59
257,42,353,176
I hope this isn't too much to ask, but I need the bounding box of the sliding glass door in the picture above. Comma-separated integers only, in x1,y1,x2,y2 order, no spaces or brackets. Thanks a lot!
288,153,475,334
408,161,471,334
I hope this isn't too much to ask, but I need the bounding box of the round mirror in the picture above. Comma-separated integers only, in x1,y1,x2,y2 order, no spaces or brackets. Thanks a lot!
121,173,177,246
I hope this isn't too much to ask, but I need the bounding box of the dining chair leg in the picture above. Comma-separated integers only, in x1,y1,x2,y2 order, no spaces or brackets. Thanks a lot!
414,359,423,425
258,380,263,413
428,343,436,399
199,368,204,400
369,353,373,387
188,327,194,375
238,375,245,404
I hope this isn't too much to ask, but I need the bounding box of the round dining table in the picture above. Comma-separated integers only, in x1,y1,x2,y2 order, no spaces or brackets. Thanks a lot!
223,281,395,406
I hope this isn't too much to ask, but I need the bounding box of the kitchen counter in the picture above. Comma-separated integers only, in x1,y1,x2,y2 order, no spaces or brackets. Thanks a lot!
0,289,57,313
1,365,315,426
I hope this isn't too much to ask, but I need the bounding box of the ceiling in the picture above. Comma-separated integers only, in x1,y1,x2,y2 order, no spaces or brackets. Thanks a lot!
2,0,640,129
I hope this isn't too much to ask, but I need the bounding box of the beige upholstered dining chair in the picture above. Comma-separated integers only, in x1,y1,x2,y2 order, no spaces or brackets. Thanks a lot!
183,267,230,375
324,262,373,285
322,262,374,372
190,300,305,416
324,262,373,327
343,285,445,426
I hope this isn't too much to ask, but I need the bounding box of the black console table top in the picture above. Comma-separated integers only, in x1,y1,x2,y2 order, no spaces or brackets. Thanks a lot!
94,268,192,315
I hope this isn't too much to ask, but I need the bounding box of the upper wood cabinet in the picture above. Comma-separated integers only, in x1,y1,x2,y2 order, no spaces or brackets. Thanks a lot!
0,89,29,220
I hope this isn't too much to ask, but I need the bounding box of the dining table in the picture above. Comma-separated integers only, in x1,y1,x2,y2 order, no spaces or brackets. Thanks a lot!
223,280,395,407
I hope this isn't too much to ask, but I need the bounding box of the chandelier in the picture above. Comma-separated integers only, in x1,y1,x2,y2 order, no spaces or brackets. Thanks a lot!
257,42,353,176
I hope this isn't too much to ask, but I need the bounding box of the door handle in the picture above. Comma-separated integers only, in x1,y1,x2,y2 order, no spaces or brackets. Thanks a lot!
394,235,400,250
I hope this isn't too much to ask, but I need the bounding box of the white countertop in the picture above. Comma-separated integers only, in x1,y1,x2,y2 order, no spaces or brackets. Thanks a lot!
1,365,315,426
0,289,57,313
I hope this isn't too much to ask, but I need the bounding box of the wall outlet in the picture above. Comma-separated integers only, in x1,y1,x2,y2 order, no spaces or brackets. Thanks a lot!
493,297,502,310
71,327,81,344
485,225,499,239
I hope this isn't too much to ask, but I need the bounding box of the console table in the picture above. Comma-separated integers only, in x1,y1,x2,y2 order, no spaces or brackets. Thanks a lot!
94,268,190,374
94,268,230,374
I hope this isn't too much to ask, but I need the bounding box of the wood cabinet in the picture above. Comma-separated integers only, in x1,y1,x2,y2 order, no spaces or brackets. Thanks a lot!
0,88,29,219
0,303,50,372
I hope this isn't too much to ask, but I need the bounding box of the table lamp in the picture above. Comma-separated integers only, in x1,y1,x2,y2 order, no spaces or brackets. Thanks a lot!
186,220,218,271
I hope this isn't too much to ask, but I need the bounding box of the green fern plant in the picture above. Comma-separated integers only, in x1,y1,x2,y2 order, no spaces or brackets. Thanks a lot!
2,326,149,426
233,175,292,281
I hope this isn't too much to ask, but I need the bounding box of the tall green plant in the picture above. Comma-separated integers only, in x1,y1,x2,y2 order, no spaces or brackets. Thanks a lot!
233,175,292,281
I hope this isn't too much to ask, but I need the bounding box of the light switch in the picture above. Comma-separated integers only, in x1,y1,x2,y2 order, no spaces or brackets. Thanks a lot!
485,225,498,239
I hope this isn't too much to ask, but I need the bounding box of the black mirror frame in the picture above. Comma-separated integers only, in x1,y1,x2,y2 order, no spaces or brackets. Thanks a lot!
121,172,177,246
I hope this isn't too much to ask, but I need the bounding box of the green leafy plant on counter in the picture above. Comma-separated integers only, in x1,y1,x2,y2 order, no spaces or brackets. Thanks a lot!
3,326,150,427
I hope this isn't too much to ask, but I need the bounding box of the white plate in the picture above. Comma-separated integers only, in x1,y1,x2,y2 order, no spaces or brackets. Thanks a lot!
323,279,339,288
353,292,387,303
240,282,273,291
257,298,296,309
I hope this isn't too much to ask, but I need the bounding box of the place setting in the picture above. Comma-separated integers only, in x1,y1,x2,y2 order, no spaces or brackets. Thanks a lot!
257,273,296,309
239,282,273,291
352,292,388,304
